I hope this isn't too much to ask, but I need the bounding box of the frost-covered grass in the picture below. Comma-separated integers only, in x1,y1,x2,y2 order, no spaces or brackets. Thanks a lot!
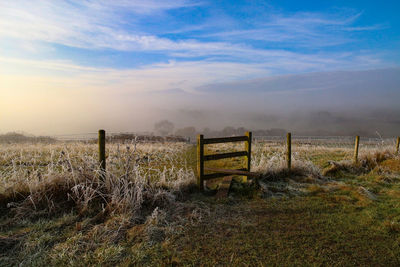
1,140,397,219
0,142,196,221
1,140,400,265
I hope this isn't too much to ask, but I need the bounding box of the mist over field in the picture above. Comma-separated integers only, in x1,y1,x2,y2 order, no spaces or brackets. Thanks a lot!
163,68,400,136
3,68,399,136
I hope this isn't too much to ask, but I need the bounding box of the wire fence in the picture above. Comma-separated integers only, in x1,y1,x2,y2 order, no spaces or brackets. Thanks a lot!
50,132,98,141
50,132,190,143
47,132,398,149
253,135,396,148
1,131,398,176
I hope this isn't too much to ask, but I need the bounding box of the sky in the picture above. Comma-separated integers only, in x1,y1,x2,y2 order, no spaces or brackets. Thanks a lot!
0,0,399,135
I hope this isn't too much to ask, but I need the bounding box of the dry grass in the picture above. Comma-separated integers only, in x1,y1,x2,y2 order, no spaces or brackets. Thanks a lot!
1,139,400,265
0,142,196,226
1,140,396,220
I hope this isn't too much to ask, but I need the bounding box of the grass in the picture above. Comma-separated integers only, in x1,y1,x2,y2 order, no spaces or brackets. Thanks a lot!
161,197,400,266
1,140,400,266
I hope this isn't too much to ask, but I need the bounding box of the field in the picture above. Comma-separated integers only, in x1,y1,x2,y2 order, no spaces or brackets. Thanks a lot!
1,138,400,266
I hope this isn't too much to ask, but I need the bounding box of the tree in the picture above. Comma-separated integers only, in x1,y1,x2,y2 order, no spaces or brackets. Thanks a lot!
221,126,235,136
154,120,174,136
175,126,196,137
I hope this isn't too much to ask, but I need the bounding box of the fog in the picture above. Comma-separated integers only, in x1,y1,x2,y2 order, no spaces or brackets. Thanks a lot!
1,68,399,137
152,68,400,137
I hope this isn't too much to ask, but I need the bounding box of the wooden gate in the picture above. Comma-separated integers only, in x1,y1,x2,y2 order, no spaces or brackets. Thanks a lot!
197,132,256,190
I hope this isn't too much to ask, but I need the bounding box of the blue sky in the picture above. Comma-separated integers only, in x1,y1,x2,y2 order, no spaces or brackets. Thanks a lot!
1,0,399,71
0,0,399,134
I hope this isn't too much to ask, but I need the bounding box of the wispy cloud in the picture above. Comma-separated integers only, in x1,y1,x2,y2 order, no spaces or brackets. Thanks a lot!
0,49,392,102
343,25,388,31
0,0,201,50
198,11,378,48
0,57,270,94
196,68,400,95
85,0,201,13
0,1,394,95
0,1,388,59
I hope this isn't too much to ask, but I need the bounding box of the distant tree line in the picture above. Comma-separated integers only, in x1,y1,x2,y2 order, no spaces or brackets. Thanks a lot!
0,132,56,144
154,120,287,140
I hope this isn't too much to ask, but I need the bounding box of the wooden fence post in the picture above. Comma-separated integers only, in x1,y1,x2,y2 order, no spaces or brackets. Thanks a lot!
396,137,400,154
287,132,291,171
244,131,252,183
98,130,106,177
354,135,360,163
197,134,204,190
